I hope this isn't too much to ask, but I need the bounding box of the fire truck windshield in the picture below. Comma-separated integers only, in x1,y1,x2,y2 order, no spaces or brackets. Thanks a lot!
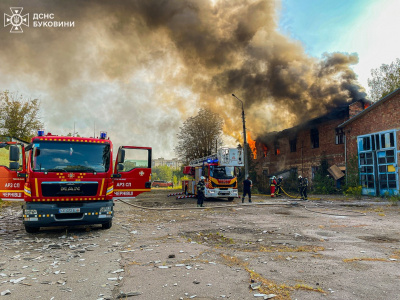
210,166,234,179
31,141,110,173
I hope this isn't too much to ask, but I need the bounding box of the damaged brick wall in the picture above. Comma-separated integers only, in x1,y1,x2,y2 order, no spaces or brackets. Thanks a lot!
256,114,348,183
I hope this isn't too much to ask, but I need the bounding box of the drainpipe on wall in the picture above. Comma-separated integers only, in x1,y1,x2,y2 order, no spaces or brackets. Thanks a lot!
344,131,347,186
301,141,304,176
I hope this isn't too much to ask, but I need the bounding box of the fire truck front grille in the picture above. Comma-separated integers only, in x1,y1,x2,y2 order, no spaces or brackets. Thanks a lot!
41,182,99,197
211,181,236,188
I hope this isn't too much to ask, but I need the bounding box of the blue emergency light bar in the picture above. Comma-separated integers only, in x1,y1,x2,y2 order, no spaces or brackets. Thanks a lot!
100,131,107,139
207,158,218,163
38,130,45,136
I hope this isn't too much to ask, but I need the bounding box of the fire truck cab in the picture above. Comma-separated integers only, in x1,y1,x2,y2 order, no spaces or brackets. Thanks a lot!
0,131,152,233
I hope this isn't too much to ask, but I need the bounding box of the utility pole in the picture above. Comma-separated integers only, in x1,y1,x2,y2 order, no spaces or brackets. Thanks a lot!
232,94,248,178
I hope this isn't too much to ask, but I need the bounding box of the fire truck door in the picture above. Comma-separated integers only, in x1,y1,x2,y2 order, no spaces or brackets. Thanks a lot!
113,146,152,198
0,143,26,201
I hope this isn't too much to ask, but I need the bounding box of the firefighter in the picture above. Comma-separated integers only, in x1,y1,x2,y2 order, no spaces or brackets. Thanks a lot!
270,176,277,197
197,176,206,207
275,176,283,197
242,176,253,203
298,175,308,200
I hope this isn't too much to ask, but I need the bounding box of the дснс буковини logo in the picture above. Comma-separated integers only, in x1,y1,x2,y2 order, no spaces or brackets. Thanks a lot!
4,7,29,33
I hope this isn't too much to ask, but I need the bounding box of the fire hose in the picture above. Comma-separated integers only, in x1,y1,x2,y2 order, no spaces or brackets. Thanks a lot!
117,198,366,217
117,198,290,210
280,187,321,201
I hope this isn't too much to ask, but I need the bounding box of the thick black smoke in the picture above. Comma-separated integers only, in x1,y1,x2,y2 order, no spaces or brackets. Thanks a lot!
0,0,366,151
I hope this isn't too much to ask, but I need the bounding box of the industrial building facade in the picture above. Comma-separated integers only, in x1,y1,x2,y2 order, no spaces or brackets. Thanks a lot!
255,100,369,182
257,87,400,197
338,88,400,196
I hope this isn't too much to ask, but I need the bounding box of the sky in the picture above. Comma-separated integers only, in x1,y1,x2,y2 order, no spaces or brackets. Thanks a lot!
0,0,399,159
279,0,400,90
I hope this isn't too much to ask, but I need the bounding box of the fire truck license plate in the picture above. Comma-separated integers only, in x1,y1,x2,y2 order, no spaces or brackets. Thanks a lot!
59,208,81,213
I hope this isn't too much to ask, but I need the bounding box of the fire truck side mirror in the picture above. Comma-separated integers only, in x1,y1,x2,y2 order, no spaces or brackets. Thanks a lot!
117,163,124,171
9,145,20,162
117,149,125,163
9,161,20,171
235,167,242,177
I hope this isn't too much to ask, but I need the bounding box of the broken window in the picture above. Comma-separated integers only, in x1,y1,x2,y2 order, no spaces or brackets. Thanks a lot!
310,128,319,149
274,140,280,155
335,128,344,144
289,138,297,152
311,166,319,180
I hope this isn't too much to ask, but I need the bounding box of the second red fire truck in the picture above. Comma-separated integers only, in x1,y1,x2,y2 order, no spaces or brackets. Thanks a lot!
181,147,244,201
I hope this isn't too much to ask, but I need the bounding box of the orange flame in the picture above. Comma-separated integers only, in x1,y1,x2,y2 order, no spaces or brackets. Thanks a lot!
247,132,257,159
262,143,268,157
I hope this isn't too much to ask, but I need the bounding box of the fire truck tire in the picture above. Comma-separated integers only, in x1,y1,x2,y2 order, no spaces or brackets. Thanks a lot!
228,197,234,201
25,225,40,233
102,220,112,230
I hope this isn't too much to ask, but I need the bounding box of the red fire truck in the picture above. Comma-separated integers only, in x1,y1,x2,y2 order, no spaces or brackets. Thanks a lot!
182,147,244,201
0,131,152,233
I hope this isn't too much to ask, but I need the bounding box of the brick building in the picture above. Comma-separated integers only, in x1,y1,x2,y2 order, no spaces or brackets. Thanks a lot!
338,88,400,196
255,99,370,183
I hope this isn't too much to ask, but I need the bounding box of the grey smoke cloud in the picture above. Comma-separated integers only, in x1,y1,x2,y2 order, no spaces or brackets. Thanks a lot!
0,0,365,157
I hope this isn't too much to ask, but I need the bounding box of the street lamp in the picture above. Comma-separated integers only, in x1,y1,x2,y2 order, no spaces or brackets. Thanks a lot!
232,94,249,178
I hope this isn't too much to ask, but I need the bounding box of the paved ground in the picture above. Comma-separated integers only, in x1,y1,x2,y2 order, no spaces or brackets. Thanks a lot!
0,190,399,300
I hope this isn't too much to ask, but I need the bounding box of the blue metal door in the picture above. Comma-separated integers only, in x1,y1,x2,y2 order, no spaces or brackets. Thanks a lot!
358,130,398,196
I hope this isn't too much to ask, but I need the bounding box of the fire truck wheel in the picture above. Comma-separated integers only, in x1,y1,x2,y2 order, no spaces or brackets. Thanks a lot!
228,197,234,201
25,225,40,233
102,221,112,230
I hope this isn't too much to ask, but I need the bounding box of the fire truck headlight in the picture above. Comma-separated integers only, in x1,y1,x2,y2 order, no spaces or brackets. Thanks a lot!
25,209,37,215
100,206,112,213
208,190,215,194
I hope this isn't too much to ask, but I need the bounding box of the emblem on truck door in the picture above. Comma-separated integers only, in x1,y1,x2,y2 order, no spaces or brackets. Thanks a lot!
139,171,144,176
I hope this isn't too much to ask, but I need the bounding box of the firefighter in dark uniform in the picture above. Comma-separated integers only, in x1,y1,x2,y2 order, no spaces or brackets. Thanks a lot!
275,176,283,197
197,176,206,207
298,175,308,200
242,176,253,203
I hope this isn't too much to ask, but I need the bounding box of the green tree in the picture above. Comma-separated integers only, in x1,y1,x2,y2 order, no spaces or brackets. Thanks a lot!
0,91,43,141
345,155,359,188
175,108,223,163
152,165,173,182
312,157,337,194
368,58,400,102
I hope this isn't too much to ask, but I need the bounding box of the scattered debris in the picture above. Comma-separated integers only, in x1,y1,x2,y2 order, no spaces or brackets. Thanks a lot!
1,290,11,296
116,291,141,298
250,282,262,290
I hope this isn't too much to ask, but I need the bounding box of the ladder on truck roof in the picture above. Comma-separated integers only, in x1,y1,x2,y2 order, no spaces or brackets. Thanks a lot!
189,147,244,167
